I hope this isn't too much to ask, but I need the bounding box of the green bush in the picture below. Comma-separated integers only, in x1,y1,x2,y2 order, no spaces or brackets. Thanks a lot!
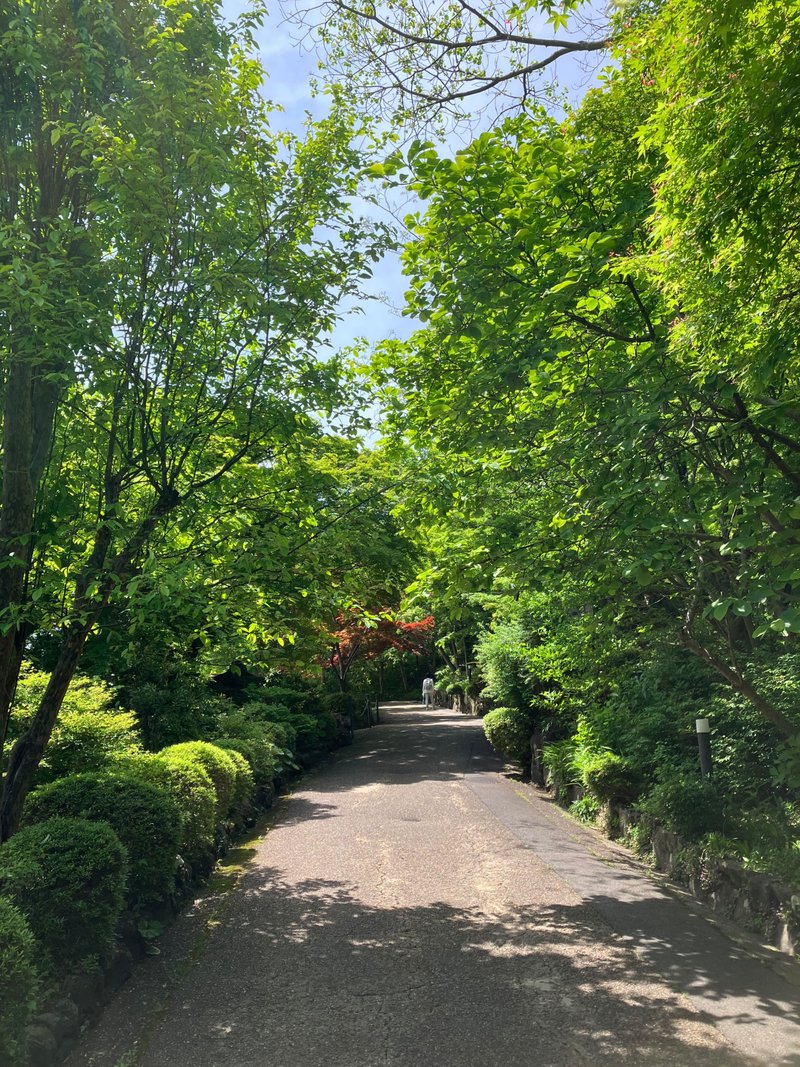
304,707,339,751
257,684,310,711
126,677,234,751
244,698,339,753
321,693,355,719
214,736,277,793
0,817,126,972
0,897,40,1062
541,739,580,800
475,619,537,712
483,707,532,764
24,772,181,914
39,707,142,783
218,747,255,815
569,794,601,824
638,774,726,840
161,741,237,819
581,751,639,803
217,704,293,746
220,680,341,756
8,667,123,747
240,701,327,752
124,751,217,870
215,705,297,771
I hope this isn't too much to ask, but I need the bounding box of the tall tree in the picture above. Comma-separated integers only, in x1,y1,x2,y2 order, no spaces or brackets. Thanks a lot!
372,32,800,737
0,0,387,837
0,0,139,772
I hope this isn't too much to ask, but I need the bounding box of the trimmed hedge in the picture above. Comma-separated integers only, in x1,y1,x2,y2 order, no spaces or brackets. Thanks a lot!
124,751,217,871
252,703,334,752
217,746,255,816
225,704,298,752
24,772,181,915
160,741,237,819
483,707,532,765
639,774,726,840
214,736,278,792
0,897,40,1063
581,751,638,803
0,817,127,973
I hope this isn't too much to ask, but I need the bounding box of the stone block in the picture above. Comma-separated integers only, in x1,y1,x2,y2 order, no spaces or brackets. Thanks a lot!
36,1003,79,1043
105,947,134,993
651,826,680,872
24,1023,57,1067
63,969,104,1015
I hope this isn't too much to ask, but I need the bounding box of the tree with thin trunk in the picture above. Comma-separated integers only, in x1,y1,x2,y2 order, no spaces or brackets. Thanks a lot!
0,0,385,838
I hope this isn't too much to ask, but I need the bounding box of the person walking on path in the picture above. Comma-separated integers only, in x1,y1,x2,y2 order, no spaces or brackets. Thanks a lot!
422,675,435,708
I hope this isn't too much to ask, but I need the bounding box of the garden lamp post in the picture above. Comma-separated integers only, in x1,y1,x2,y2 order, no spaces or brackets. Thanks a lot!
696,718,712,778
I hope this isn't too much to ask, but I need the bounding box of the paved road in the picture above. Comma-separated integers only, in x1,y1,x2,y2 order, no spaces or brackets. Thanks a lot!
68,704,800,1067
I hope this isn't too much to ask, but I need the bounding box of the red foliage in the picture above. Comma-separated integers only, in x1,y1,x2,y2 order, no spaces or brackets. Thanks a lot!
327,613,435,683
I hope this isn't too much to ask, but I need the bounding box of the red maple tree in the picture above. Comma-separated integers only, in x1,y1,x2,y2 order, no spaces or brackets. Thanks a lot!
327,612,434,690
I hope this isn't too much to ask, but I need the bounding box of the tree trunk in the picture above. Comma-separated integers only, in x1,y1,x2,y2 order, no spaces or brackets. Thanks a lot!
0,500,167,839
0,353,60,761
680,628,800,740
0,622,89,839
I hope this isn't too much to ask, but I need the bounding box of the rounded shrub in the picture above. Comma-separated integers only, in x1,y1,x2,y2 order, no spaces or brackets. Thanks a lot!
305,707,339,751
260,719,296,751
581,751,639,803
216,746,255,816
0,817,126,972
125,751,217,871
284,712,323,752
214,736,278,791
0,898,40,1062
24,772,181,915
638,774,726,840
483,707,532,764
160,741,237,820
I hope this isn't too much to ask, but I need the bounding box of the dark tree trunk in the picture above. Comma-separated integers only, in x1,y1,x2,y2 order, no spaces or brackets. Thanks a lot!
0,351,60,761
0,502,166,840
0,622,89,839
681,628,799,740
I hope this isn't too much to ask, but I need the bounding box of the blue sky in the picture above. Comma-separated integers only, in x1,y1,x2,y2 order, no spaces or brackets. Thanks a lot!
220,2,607,358
222,1,416,357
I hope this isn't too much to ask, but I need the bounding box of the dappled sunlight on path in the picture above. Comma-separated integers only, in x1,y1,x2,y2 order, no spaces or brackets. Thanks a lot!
67,701,800,1067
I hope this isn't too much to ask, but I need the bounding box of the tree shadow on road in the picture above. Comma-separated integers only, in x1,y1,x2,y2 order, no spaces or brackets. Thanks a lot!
168,866,771,1067
309,709,490,792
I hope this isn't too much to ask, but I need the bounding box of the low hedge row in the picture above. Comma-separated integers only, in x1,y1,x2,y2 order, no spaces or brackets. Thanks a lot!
0,686,347,1052
0,817,127,974
24,773,182,916
136,751,218,869
161,741,238,820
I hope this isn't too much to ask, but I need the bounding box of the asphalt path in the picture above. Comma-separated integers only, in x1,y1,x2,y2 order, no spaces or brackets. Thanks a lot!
68,703,800,1066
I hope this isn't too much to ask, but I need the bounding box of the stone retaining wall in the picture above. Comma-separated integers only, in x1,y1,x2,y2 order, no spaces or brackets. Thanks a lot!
584,794,800,959
446,688,489,717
